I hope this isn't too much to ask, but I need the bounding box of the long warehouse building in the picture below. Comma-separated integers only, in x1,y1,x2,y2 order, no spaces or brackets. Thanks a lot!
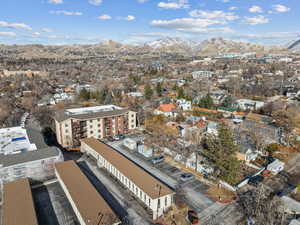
55,160,121,225
3,178,39,225
81,138,175,220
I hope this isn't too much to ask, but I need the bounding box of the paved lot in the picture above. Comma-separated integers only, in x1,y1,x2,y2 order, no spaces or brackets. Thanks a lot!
32,182,79,225
107,140,215,213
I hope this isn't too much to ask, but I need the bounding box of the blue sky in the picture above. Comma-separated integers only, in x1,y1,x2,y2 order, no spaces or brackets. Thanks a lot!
0,0,299,45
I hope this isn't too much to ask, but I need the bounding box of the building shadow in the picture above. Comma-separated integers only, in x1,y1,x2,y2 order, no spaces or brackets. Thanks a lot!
77,161,129,222
32,186,60,225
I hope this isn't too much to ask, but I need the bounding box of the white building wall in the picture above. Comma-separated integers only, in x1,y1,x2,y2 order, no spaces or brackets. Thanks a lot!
128,111,137,130
81,143,173,219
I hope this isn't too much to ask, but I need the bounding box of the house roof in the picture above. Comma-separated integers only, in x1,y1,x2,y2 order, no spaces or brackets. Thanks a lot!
158,104,176,113
3,178,39,225
81,138,174,199
55,161,120,225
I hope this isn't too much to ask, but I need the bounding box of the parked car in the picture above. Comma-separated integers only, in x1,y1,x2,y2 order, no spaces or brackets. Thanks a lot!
152,155,165,164
180,173,195,182
248,175,264,187
107,136,114,142
113,136,121,141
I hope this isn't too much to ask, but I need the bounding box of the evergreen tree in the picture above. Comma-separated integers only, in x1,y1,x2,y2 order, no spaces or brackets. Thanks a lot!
79,88,90,101
156,82,162,97
221,96,234,108
198,94,214,109
144,84,153,100
202,124,241,185
177,87,185,99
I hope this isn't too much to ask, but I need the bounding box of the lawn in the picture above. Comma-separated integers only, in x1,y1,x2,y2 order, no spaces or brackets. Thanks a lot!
206,185,236,203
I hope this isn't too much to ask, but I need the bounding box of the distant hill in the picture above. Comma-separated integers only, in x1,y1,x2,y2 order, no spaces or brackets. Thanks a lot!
0,37,290,59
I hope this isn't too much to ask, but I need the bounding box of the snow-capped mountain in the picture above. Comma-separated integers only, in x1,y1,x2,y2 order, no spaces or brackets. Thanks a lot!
198,37,286,55
145,37,197,49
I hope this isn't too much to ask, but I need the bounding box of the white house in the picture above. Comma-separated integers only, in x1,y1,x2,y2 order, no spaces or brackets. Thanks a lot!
192,71,213,79
267,159,285,174
235,99,265,111
176,99,192,111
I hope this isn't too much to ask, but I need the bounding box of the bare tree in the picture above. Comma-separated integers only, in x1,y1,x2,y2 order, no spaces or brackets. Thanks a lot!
237,185,285,225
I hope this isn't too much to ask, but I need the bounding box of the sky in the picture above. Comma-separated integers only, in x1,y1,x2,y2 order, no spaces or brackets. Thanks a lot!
0,0,299,45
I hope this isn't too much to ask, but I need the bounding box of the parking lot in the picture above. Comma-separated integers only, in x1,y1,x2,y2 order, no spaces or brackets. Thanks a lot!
32,182,79,225
107,140,215,213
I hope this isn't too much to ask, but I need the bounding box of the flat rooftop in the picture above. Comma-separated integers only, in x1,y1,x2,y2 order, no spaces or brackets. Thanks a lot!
0,126,61,168
81,138,174,199
0,126,37,155
55,160,120,225
3,178,39,225
66,105,123,116
54,105,130,122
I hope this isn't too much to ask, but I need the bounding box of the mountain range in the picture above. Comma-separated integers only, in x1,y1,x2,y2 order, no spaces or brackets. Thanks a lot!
0,37,299,59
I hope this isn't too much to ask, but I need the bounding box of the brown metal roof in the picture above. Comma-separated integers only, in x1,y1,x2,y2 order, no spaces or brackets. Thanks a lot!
81,138,174,199
54,108,129,122
3,178,39,225
55,160,120,225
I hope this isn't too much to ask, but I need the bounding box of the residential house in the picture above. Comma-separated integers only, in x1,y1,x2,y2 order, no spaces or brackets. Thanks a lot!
176,99,192,111
154,103,178,118
235,99,265,111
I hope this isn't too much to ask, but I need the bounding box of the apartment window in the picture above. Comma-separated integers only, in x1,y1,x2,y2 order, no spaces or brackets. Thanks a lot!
149,199,151,207
98,124,101,127
131,120,134,123
144,194,146,202
140,190,142,199
131,114,134,117
90,125,93,129
90,131,93,134
90,120,93,123
165,197,168,206
97,118,101,121
65,129,68,133
98,129,101,133
65,124,68,127
136,187,138,195
158,199,161,208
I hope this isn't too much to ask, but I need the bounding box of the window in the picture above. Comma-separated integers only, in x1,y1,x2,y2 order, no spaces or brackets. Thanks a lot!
131,120,134,123
144,194,146,202
136,187,138,195
149,199,151,207
90,120,93,123
98,129,101,133
65,129,68,133
90,125,93,128
158,199,161,208
65,124,68,127
165,197,168,206
97,118,100,121
131,114,134,117
140,190,142,199
90,131,93,134
98,124,101,127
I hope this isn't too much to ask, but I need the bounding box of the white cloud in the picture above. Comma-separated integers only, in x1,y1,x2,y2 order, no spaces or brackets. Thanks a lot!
249,5,263,13
89,0,102,5
151,18,227,31
189,10,239,21
0,21,32,30
41,28,54,33
32,32,41,37
98,14,112,20
125,15,135,21
50,10,82,16
229,6,238,11
272,4,290,13
158,0,189,9
176,27,233,34
243,15,269,25
0,32,16,37
48,0,63,4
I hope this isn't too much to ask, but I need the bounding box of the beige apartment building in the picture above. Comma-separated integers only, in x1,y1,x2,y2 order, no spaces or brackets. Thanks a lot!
54,105,137,149
81,138,175,220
